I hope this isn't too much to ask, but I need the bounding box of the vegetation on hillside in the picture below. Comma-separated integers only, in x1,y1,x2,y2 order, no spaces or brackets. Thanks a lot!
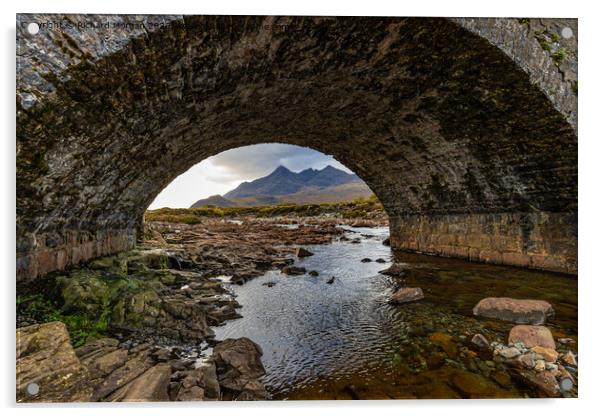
147,195,385,224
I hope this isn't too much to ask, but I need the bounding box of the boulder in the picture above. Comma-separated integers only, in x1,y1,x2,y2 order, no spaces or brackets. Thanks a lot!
472,297,554,324
107,363,172,402
295,247,314,257
16,322,93,402
389,287,424,304
508,325,556,349
175,361,221,401
212,338,268,400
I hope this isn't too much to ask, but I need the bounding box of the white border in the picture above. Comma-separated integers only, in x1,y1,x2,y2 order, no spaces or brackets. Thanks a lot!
3,1,599,415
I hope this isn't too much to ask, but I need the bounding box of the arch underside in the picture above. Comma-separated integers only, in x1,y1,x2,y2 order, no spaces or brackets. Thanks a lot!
16,16,577,280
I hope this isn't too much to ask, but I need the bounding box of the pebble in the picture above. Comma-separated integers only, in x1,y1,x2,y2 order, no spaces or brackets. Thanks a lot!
534,360,546,372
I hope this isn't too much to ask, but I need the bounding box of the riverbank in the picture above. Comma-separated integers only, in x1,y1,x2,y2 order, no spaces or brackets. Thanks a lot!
16,215,577,401
17,216,375,402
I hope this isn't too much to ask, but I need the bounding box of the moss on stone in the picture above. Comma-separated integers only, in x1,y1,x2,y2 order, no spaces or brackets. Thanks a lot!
552,48,567,65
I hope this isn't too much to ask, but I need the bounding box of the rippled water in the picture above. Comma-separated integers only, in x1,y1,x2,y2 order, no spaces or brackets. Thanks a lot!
213,226,578,400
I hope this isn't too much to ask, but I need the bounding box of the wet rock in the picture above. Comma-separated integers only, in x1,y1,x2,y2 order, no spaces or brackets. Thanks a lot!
429,332,458,356
450,370,500,398
471,334,490,349
512,369,560,397
295,247,314,257
361,258,372,263
16,322,92,402
389,287,424,304
107,363,172,402
491,371,513,388
382,237,391,246
375,258,387,263
379,263,406,277
282,266,306,275
262,281,276,287
472,297,554,324
309,270,320,276
498,347,521,359
508,325,556,349
212,338,268,400
556,364,575,391
326,276,335,284
507,353,536,369
562,351,577,366
530,346,558,362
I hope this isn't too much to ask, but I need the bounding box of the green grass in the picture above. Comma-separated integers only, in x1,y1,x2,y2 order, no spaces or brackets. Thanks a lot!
146,195,385,224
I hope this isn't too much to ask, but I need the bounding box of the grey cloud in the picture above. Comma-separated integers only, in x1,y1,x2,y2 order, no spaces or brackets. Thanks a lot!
205,143,351,183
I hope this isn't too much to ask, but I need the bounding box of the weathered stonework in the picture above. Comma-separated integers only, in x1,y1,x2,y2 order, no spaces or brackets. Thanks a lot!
390,212,577,274
16,15,577,280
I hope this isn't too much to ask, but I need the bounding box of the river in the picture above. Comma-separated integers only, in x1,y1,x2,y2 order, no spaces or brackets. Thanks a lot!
212,225,578,399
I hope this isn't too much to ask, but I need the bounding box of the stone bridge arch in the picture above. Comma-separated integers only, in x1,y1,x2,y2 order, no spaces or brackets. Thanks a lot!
16,15,577,281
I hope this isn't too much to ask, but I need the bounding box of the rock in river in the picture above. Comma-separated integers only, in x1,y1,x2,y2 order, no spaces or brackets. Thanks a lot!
508,325,556,349
295,247,314,257
472,297,554,324
389,287,424,304
282,266,307,275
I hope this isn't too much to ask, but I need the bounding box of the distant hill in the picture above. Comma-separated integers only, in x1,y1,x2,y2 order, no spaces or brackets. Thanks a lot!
190,165,373,208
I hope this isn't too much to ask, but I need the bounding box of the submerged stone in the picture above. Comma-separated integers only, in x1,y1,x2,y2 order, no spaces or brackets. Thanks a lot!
472,297,554,324
389,287,424,304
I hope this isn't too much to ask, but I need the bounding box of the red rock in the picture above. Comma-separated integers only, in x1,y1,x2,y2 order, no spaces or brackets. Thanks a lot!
295,247,314,257
472,297,554,324
509,325,555,349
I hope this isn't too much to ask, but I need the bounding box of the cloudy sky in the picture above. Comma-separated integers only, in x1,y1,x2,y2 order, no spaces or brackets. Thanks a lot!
149,143,352,209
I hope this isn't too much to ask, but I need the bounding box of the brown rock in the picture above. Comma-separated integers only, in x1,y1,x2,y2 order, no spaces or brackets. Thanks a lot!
295,247,314,257
91,352,153,401
380,263,406,277
212,337,267,399
530,346,559,362
561,351,577,366
16,322,92,402
389,287,424,304
281,266,306,275
512,370,561,397
473,297,554,324
107,363,172,402
176,361,221,401
508,325,556,349
81,348,129,379
429,332,458,356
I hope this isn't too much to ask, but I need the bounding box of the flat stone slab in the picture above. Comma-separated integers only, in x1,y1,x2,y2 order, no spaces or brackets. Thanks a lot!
389,287,424,304
472,297,554,324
